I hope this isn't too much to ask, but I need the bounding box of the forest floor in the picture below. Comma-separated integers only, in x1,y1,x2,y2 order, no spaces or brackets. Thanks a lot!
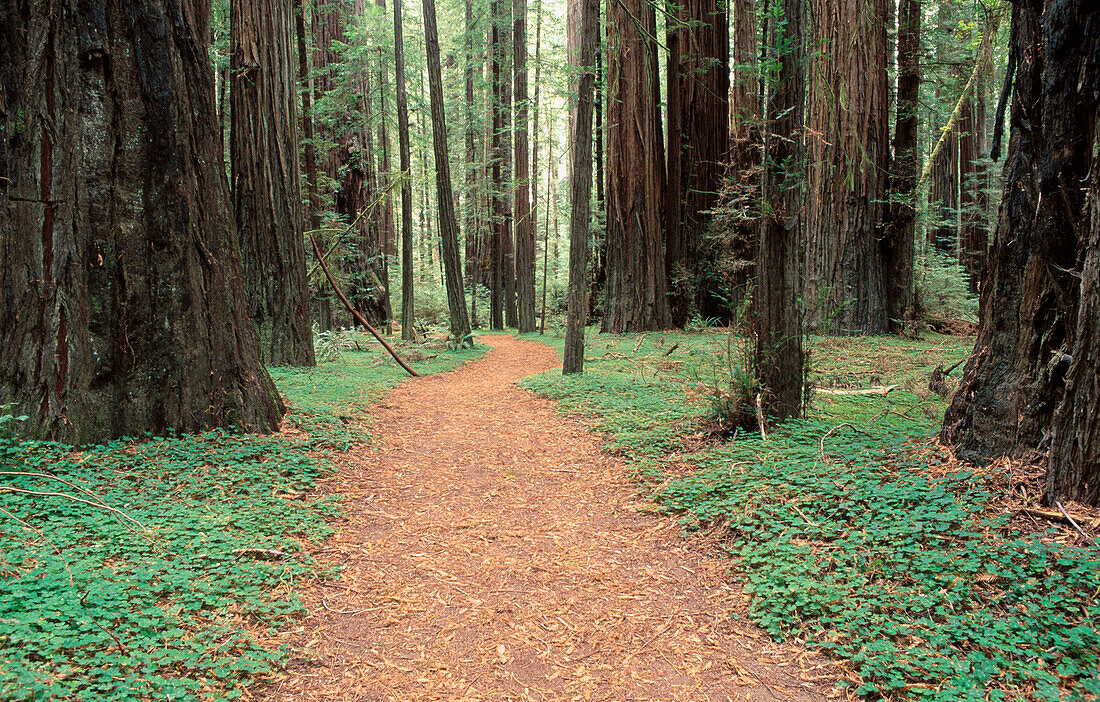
253,335,844,702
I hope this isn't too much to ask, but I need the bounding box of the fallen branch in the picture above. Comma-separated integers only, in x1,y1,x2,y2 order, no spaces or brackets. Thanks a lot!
816,385,899,396
0,485,146,531
1056,502,1096,544
231,548,287,560
754,393,767,441
308,232,419,377
818,422,869,465
662,343,679,357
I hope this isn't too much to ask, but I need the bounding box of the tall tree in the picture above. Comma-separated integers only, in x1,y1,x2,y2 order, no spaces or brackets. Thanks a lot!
514,0,536,332
0,0,283,442
755,0,806,420
489,0,506,328
231,0,316,366
563,0,599,373
423,0,474,342
958,72,990,294
664,0,730,326
942,0,1100,505
885,0,920,327
602,0,670,332
393,0,416,340
804,0,890,334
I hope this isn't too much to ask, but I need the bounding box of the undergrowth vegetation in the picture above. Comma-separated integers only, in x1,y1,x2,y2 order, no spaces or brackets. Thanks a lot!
521,330,1099,701
0,345,483,701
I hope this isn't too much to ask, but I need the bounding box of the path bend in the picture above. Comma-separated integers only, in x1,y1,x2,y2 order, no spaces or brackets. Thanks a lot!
257,335,842,702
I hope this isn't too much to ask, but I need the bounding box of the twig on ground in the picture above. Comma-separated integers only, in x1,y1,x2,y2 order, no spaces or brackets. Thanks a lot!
818,423,869,465
755,394,767,442
0,505,74,586
816,386,899,396
0,485,147,531
321,597,369,615
1055,502,1096,544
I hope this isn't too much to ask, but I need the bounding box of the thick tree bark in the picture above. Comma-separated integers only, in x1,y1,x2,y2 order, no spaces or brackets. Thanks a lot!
885,0,920,327
755,0,805,421
423,0,474,343
295,0,321,234
805,0,890,334
514,0,536,332
0,0,283,443
500,0,518,328
563,0,598,373
489,1,506,329
231,0,315,366
602,0,670,332
665,0,730,326
712,0,759,325
393,0,416,340
942,0,1100,505
958,72,989,295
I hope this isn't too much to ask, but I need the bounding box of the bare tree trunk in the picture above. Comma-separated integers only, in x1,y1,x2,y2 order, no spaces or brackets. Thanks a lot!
717,0,760,323
500,0,518,327
0,0,283,442
489,2,506,328
804,0,890,334
602,0,671,332
885,0,920,328
958,71,989,294
231,0,315,365
563,0,599,373
393,0,416,340
514,0,536,332
423,0,474,342
942,0,1100,505
756,0,805,421
665,0,730,326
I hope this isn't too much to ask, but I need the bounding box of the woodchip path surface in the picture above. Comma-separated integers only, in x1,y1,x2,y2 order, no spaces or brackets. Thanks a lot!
254,335,844,702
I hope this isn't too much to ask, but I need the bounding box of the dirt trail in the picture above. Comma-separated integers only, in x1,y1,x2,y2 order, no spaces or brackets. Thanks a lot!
258,335,843,702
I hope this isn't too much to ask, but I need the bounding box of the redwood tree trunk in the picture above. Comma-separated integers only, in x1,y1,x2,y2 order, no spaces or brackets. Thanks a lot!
958,73,989,294
942,0,1100,505
665,0,730,326
423,0,473,342
563,0,598,373
756,0,805,421
231,0,315,366
0,0,283,443
514,0,536,332
805,0,890,334
603,0,670,332
393,0,416,340
885,0,920,327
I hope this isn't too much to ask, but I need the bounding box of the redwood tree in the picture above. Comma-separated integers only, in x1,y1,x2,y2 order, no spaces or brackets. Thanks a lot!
393,0,416,340
603,0,670,332
664,0,730,326
804,0,890,334
423,0,474,342
563,0,599,373
942,0,1100,505
231,0,316,366
514,0,536,332
756,0,805,420
885,0,920,326
0,0,283,443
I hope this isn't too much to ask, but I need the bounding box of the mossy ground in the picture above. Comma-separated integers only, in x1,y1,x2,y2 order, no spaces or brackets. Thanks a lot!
520,328,1099,701
0,343,484,701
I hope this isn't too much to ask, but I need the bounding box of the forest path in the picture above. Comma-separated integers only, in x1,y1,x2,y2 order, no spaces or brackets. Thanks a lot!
258,335,842,702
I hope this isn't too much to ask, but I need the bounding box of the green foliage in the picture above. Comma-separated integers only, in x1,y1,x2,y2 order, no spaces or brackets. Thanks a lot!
523,331,1098,700
0,346,484,701
916,250,980,323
